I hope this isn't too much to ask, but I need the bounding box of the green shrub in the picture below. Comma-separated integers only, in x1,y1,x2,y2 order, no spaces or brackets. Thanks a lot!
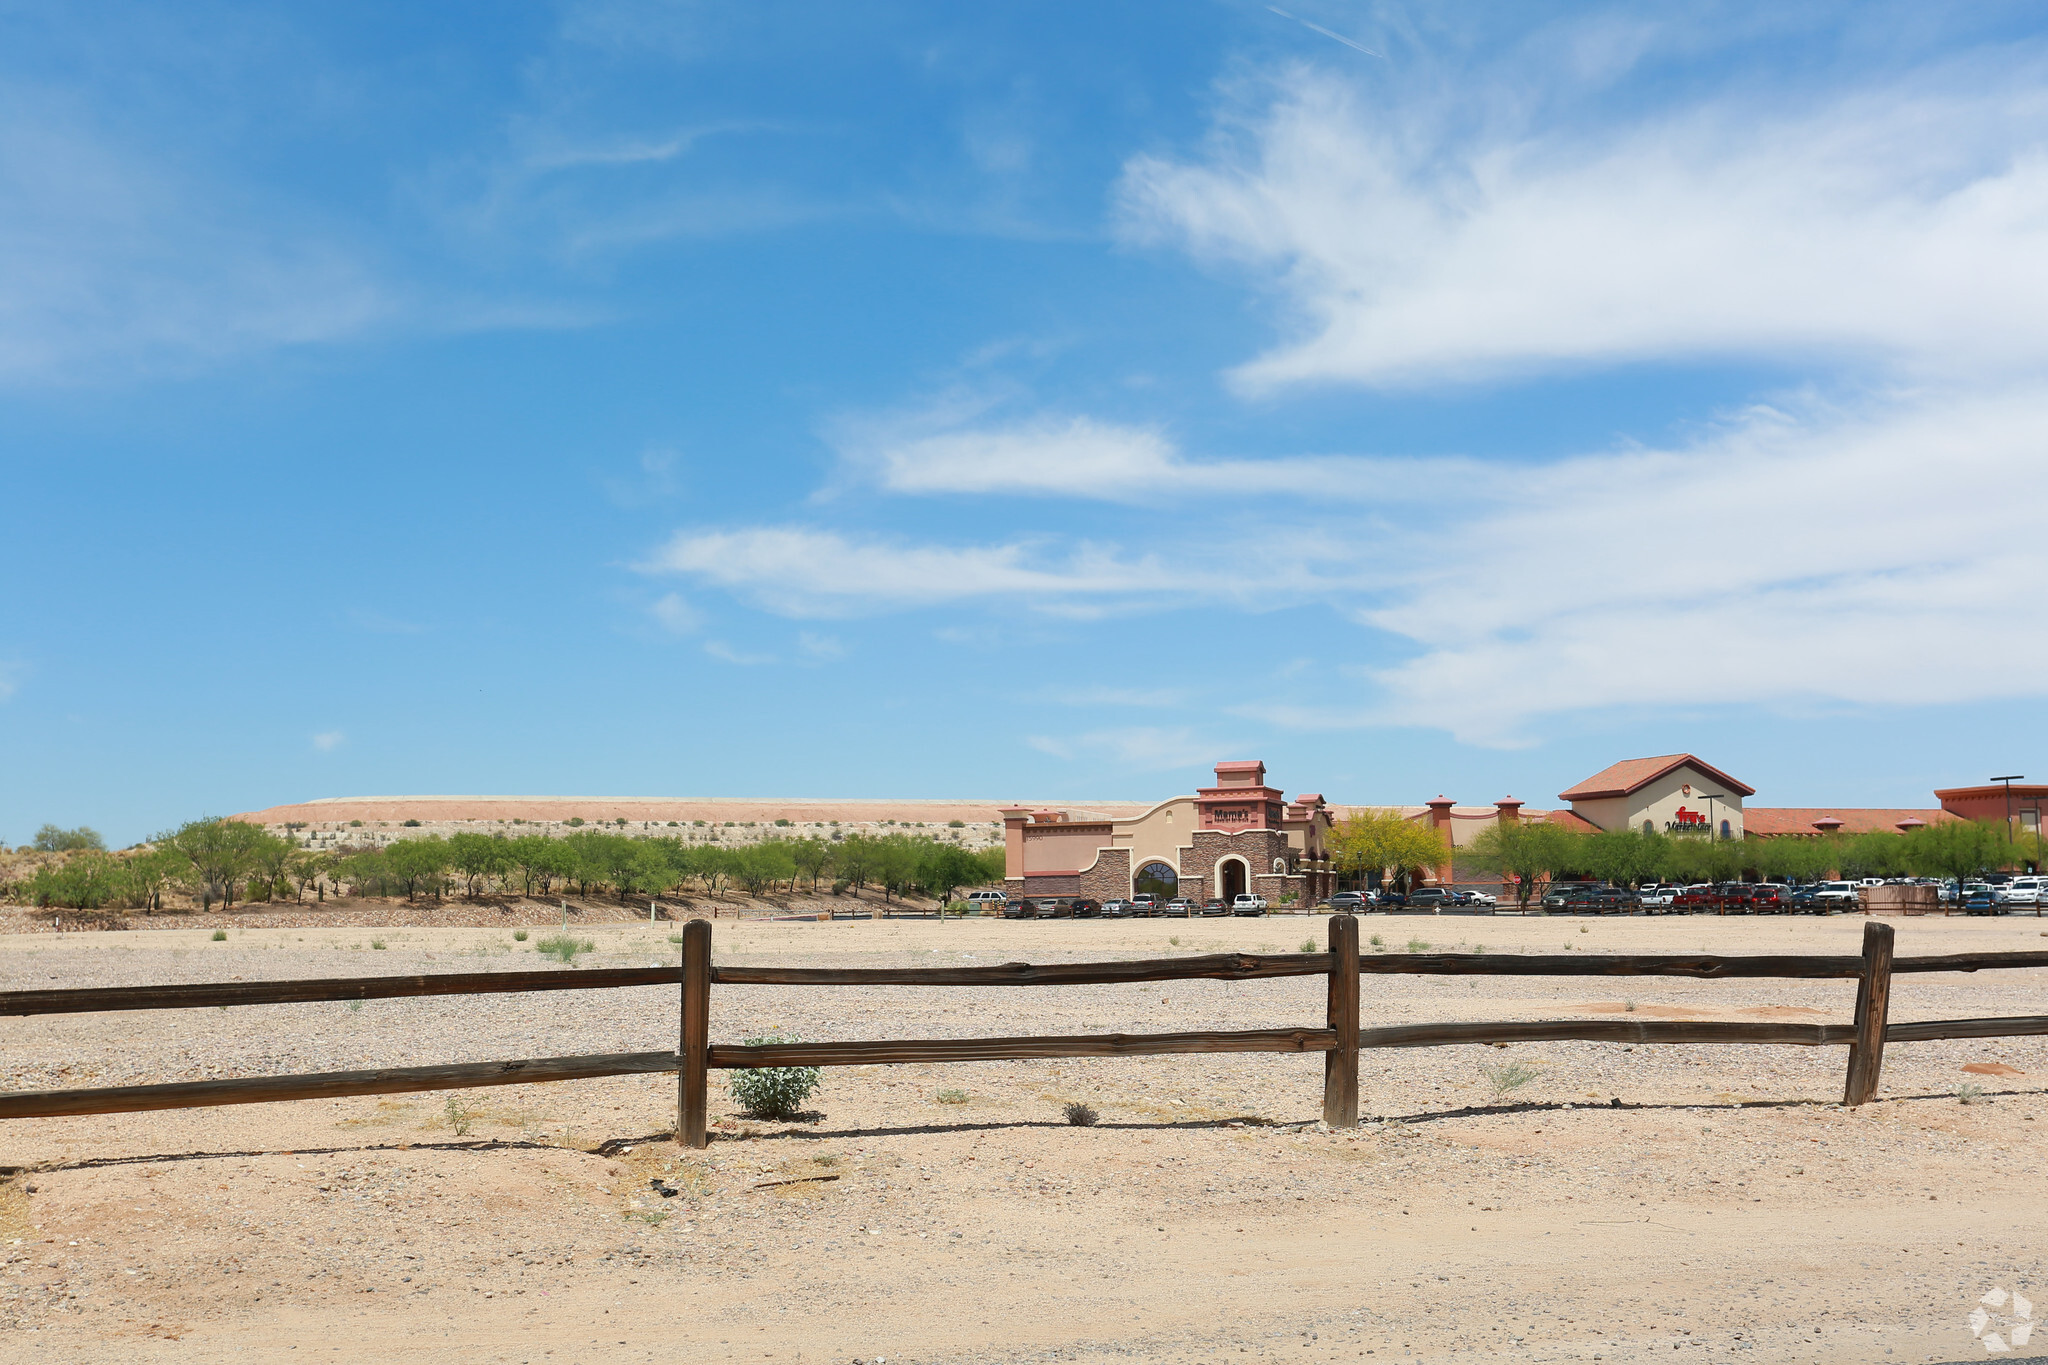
565,817,585,827
370,939,387,950
1405,938,1431,953
210,928,227,942
1480,1059,1540,1100
729,1034,822,1119
513,929,528,941
402,819,422,828
935,1088,970,1105
1299,937,1317,953
534,934,595,964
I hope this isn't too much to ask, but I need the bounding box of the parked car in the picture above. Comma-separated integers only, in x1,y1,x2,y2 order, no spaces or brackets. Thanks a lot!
1326,890,1371,911
1669,884,1717,912
2002,876,2044,908
1460,889,1498,908
1231,893,1268,916
1002,898,1044,919
1746,884,1794,914
1100,899,1134,918
1066,898,1102,918
1377,890,1407,909
1130,893,1161,915
1405,888,1456,912
1963,887,2003,915
1166,897,1197,916
1541,882,1606,911
967,890,1008,910
1568,887,1637,914
1636,886,1676,911
1811,881,1861,911
1199,898,1229,917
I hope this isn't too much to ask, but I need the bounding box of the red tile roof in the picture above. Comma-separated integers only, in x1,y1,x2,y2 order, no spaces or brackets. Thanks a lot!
1543,808,1603,832
1558,753,1755,801
1742,807,1954,836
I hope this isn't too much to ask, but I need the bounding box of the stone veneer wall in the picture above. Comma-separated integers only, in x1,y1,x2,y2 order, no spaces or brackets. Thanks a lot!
1077,848,1132,904
1183,829,1294,901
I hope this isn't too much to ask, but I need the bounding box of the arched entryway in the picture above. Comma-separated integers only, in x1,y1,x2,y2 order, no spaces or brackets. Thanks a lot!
1217,857,1248,902
1135,860,1178,899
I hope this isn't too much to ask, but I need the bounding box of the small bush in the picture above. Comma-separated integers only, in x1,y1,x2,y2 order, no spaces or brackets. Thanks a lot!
1299,938,1317,953
513,929,528,941
370,939,387,950
211,928,227,942
444,1095,474,1136
349,819,364,828
1580,925,1590,933
566,817,585,827
1622,999,1636,1012
1957,1082,1985,1105
935,1088,970,1105
1480,1060,1540,1100
402,819,422,828
1369,934,1384,947
1168,936,1181,946
729,1034,822,1119
1063,1101,1099,1127
947,820,965,828
346,998,363,1013
535,934,595,964
1405,938,1430,953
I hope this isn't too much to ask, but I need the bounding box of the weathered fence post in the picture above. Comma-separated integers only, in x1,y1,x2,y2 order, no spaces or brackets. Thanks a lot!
1842,919,1895,1106
1323,913,1360,1127
680,918,712,1148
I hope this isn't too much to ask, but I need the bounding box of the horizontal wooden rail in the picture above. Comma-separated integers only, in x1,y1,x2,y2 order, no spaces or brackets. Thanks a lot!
1357,953,1862,978
0,1050,679,1119
707,1028,1338,1068
0,967,682,1017
1888,951,2048,974
7,1014,2047,1120
1359,1020,1856,1048
1885,1013,2048,1042
3,948,2046,1019
712,952,1326,987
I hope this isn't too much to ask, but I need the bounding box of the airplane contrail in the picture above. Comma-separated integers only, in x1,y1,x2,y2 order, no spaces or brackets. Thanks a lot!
1265,5,1385,59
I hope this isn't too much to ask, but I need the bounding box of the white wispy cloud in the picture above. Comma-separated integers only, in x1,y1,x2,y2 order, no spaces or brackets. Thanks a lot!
1286,386,2048,742
1028,726,1223,772
650,592,703,634
0,98,392,384
703,640,776,666
1118,59,2048,390
829,389,1467,502
639,523,1355,616
312,731,345,752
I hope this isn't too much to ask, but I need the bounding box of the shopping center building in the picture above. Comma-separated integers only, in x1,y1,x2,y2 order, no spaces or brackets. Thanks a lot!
1000,761,1337,906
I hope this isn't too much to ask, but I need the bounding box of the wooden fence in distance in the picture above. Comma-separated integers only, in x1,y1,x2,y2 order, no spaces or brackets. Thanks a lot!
4,918,2048,1143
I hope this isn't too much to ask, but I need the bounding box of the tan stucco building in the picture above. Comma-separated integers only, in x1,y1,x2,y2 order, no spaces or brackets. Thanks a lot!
1002,760,1336,906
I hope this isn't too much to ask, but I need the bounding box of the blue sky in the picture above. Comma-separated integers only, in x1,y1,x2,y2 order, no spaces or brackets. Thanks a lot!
5,1,2048,845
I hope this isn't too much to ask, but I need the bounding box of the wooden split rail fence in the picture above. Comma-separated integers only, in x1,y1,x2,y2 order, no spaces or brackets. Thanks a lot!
4,918,2048,1146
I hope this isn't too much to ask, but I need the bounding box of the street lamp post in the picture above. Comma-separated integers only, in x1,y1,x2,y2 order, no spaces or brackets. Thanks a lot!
1992,775,2025,845
1696,792,1729,840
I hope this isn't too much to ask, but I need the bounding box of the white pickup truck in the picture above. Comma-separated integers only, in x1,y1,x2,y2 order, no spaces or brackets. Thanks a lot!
1812,881,1861,910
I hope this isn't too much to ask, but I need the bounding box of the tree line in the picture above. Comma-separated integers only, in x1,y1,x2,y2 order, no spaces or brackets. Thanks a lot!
1326,808,2037,912
12,819,1007,912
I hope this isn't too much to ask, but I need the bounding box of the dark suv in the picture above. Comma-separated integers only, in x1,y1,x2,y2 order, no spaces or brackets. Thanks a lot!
1066,899,1102,918
1405,888,1455,911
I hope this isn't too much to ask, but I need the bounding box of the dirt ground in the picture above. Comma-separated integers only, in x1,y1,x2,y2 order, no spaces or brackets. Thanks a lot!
3,911,2047,1365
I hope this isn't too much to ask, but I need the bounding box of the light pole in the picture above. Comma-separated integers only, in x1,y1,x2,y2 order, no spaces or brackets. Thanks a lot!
1696,792,1729,840
1992,775,2025,845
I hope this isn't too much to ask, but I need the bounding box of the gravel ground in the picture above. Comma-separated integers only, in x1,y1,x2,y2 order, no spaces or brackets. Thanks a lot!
2,911,2046,1365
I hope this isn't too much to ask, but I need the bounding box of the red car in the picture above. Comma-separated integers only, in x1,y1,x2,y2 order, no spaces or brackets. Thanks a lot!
1672,884,1720,912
